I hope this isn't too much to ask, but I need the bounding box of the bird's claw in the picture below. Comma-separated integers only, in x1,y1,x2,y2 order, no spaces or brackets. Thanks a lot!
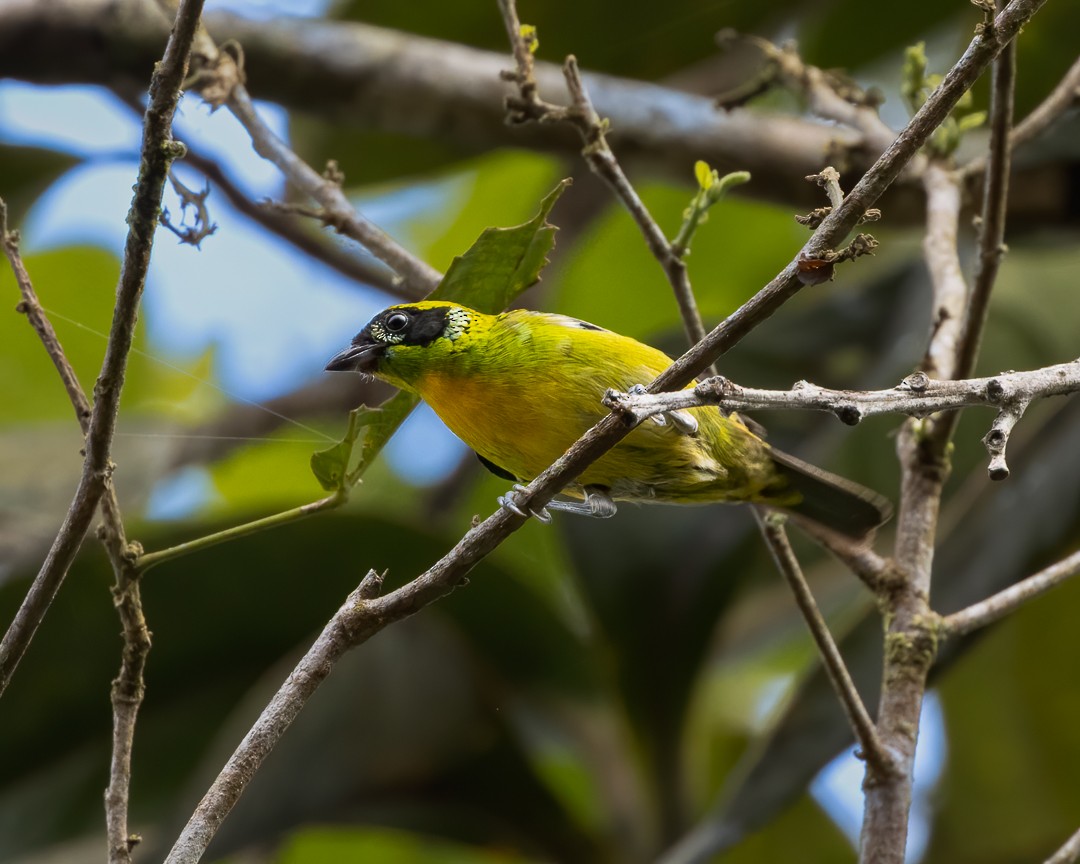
546,486,618,519
498,484,552,523
629,384,698,435
665,409,698,435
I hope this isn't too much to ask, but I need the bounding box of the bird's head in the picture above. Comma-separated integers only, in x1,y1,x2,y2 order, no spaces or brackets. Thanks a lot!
325,301,476,388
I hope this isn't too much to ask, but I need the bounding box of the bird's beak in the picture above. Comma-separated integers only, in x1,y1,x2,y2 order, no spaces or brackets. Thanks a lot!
324,338,384,373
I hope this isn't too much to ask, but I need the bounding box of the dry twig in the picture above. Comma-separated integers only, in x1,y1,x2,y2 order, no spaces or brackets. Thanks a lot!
497,0,714,369
0,0,203,701
0,3,207,863
1043,824,1080,864
756,513,897,775
943,548,1080,637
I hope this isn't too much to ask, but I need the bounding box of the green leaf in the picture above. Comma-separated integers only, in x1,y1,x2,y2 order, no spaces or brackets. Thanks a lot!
310,405,365,490
519,24,539,55
957,110,988,133
431,178,571,313
343,391,420,485
695,159,714,190
276,819,544,863
901,42,928,114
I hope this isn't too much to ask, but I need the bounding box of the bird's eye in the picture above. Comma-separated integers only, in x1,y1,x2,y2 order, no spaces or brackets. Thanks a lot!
385,311,409,333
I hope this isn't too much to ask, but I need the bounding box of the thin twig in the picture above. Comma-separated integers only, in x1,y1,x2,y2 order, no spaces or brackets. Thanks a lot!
1,2,205,861
181,146,405,296
920,161,967,381
1044,824,1080,864
605,359,1078,428
103,523,150,864
135,493,344,573
859,8,1035,861
0,0,203,698
497,0,714,371
1,197,150,864
647,0,1043,397
223,86,441,294
796,519,899,594
717,31,899,157
162,3,1046,857
156,2,441,294
114,88,408,298
614,357,1063,480
933,21,1016,449
165,570,385,864
2,201,92,427
943,548,1080,637
961,53,1080,181
756,512,898,776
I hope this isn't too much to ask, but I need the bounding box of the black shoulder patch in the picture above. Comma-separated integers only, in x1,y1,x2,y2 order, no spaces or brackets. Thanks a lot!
476,453,518,482
401,306,449,347
546,313,605,332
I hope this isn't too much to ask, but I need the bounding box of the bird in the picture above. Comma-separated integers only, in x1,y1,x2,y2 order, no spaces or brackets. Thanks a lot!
325,301,892,539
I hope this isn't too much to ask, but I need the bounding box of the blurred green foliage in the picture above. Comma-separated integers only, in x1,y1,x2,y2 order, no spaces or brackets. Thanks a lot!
2,0,1080,863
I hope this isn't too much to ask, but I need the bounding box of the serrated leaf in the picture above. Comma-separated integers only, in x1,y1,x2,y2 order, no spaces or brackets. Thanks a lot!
310,405,365,490
344,391,421,485
431,178,571,314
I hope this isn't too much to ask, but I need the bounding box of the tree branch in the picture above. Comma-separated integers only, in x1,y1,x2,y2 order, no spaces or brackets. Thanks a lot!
718,31,900,159
1044,824,1080,864
604,365,1080,419
497,0,714,368
220,83,442,296
756,513,898,777
165,570,386,864
858,7,1039,860
2,197,153,864
1,2,207,860
920,162,968,381
932,13,1016,452
943,548,1080,637
0,0,871,209
169,129,409,298
605,359,1080,481
0,0,203,696
2,201,92,428
961,53,1080,181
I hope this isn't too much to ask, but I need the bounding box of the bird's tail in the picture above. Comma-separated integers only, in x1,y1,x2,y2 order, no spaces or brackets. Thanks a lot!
768,448,893,540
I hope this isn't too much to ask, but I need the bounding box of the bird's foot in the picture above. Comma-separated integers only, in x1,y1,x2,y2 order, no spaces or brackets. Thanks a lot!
547,486,618,519
500,485,618,521
498,485,552,523
627,384,698,435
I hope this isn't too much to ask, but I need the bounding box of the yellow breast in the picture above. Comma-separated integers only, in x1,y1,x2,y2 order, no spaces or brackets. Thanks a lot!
417,369,586,481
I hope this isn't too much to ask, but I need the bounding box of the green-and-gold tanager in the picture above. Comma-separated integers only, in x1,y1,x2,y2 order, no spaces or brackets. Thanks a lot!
326,302,891,538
